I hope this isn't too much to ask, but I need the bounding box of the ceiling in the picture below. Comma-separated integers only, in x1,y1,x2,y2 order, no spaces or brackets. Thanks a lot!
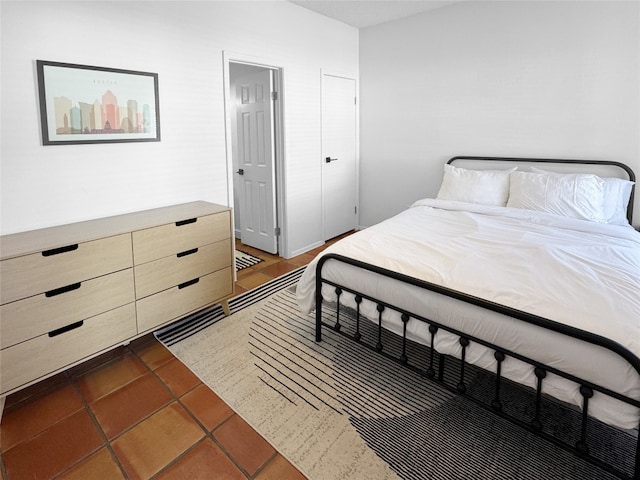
289,0,459,29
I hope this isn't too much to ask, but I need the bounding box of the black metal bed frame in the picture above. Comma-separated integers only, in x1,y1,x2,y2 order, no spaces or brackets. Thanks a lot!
313,156,639,479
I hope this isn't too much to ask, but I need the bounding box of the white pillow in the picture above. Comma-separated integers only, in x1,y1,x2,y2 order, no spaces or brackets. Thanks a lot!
436,164,517,207
601,177,634,225
507,170,606,222
529,167,633,225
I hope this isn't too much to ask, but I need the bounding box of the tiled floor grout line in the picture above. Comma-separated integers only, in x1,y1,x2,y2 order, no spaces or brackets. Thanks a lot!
42,342,176,479
41,347,155,479
120,342,196,478
148,332,289,480
147,437,210,480
208,419,254,479
144,368,232,480
1,374,91,468
249,450,281,480
64,381,128,480
107,343,178,479
129,338,261,480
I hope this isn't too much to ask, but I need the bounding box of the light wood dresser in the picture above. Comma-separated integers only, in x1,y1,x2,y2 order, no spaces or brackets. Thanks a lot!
0,201,233,418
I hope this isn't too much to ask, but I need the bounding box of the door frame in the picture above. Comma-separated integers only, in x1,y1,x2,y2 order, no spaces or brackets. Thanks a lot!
223,51,287,257
320,69,360,240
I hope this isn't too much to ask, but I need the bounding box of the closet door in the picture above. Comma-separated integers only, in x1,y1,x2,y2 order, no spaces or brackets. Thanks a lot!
322,74,357,240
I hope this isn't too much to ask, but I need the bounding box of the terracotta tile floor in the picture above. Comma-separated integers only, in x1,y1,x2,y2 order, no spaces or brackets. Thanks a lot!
0,235,351,480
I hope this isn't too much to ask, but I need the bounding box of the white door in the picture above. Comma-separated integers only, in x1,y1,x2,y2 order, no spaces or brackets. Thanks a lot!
235,68,278,254
322,74,357,240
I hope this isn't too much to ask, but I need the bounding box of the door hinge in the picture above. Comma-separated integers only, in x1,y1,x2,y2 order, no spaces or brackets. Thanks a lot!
271,91,278,101
355,206,357,214
274,227,281,236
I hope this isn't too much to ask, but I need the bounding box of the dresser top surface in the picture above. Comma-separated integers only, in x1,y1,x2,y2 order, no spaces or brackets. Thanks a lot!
0,202,231,261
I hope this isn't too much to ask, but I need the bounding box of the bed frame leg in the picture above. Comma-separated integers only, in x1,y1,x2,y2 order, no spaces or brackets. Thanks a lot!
315,292,323,342
333,288,342,332
376,304,385,352
531,367,547,431
426,325,438,378
314,261,326,343
457,337,469,393
575,385,593,456
315,314,322,341
354,296,362,341
492,351,506,411
400,314,409,364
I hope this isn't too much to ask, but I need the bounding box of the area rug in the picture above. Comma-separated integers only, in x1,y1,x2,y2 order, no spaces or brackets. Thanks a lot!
156,271,635,480
235,249,263,271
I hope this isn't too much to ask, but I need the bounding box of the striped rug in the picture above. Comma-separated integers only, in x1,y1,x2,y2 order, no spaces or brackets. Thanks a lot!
235,249,263,271
156,271,634,480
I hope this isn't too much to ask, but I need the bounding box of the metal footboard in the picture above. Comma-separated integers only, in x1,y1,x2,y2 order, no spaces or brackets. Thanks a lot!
314,253,640,480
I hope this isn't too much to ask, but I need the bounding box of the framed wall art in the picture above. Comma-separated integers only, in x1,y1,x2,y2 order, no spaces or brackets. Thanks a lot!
36,60,160,145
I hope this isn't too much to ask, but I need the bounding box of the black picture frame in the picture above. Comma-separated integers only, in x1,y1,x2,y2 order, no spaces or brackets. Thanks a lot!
36,60,160,145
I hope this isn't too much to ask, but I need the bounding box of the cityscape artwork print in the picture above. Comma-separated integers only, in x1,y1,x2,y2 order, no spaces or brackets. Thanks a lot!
36,60,160,145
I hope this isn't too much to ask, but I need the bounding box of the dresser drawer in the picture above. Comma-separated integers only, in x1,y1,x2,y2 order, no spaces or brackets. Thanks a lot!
0,234,132,304
136,268,233,333
0,303,136,395
132,211,230,265
1,269,134,349
134,239,232,299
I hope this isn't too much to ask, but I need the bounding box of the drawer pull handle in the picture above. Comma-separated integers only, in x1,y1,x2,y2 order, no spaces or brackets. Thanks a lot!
45,282,81,298
178,278,200,289
176,218,197,227
177,248,199,258
49,320,84,337
42,244,79,257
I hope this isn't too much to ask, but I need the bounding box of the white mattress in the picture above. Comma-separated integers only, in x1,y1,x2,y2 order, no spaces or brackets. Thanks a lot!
296,199,640,429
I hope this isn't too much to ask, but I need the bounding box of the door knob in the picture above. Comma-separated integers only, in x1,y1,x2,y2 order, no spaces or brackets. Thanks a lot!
325,157,338,163
236,169,244,175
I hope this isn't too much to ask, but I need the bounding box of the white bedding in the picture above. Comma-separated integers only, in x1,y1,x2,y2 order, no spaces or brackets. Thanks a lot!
296,199,640,429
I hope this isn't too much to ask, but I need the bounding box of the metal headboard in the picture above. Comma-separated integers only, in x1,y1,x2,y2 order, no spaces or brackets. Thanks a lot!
447,155,636,225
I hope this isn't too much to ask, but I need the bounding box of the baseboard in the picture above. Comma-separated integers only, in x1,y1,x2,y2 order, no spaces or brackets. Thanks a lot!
288,240,325,259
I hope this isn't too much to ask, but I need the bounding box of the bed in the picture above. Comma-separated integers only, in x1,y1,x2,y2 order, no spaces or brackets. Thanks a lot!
296,156,640,478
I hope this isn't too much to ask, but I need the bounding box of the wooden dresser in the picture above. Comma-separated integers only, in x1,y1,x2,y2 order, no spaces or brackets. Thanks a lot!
0,201,233,414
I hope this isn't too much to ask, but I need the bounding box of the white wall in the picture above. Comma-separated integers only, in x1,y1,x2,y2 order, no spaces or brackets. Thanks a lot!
0,1,358,257
359,1,640,228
